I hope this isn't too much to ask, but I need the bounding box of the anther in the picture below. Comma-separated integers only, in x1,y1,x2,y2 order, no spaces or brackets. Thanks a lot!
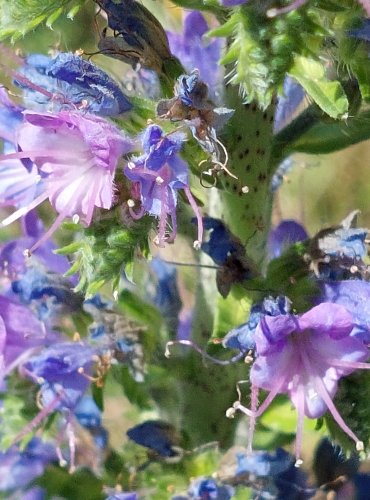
295,458,303,468
226,407,236,418
127,199,135,208
193,240,201,250
72,214,80,224
241,186,249,194
155,176,164,185
356,441,364,452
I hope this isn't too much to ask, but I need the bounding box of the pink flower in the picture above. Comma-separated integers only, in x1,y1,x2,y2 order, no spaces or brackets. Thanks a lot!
229,303,370,462
0,110,133,252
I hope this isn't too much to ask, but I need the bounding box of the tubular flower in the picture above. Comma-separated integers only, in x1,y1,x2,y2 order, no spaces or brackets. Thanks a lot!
124,124,203,247
229,303,370,460
0,110,133,253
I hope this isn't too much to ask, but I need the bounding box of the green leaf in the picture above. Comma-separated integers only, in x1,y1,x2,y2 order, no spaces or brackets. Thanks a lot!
46,6,63,28
0,0,84,41
118,290,162,331
111,365,152,409
288,56,348,119
34,466,104,500
212,288,252,338
92,384,104,412
287,109,370,154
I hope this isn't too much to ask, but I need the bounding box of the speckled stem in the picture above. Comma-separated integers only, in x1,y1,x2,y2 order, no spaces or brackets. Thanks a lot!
217,88,277,270
167,91,277,448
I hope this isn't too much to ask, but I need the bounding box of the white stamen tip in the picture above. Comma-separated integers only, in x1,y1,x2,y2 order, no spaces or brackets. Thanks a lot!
350,265,358,274
266,8,278,17
37,377,45,384
113,290,118,301
72,214,80,224
155,176,164,185
295,458,303,468
356,441,364,452
59,458,68,467
23,249,31,258
164,347,171,358
127,161,135,170
127,199,135,208
193,240,201,250
226,407,235,419
241,185,249,194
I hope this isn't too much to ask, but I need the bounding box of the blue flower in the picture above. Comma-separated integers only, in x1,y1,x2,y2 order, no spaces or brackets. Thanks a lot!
348,19,370,42
274,76,305,133
235,448,313,499
320,280,370,343
15,52,132,116
308,211,368,280
24,342,96,410
268,220,308,259
201,217,243,267
167,12,223,98
75,396,109,449
223,296,291,352
0,437,56,492
127,420,181,458
124,124,203,247
186,477,234,500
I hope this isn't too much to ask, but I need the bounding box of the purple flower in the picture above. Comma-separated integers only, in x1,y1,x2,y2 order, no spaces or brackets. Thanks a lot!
221,0,248,6
223,296,291,352
75,396,109,449
348,19,370,41
0,211,71,283
0,109,133,252
0,437,56,492
274,76,305,133
24,342,96,410
167,12,223,97
321,280,370,343
105,494,138,500
232,303,370,459
186,477,234,499
124,124,203,247
16,52,132,116
267,219,308,259
0,295,53,388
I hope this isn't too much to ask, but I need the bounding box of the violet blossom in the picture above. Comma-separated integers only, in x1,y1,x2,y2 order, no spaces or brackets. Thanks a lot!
16,52,132,116
229,303,370,460
23,341,96,411
0,108,133,253
0,295,55,389
167,12,223,98
267,219,308,259
124,124,203,247
0,437,56,493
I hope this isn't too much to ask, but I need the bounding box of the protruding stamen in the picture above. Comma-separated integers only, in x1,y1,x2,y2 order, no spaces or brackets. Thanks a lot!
226,407,236,418
356,441,364,452
193,240,201,250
